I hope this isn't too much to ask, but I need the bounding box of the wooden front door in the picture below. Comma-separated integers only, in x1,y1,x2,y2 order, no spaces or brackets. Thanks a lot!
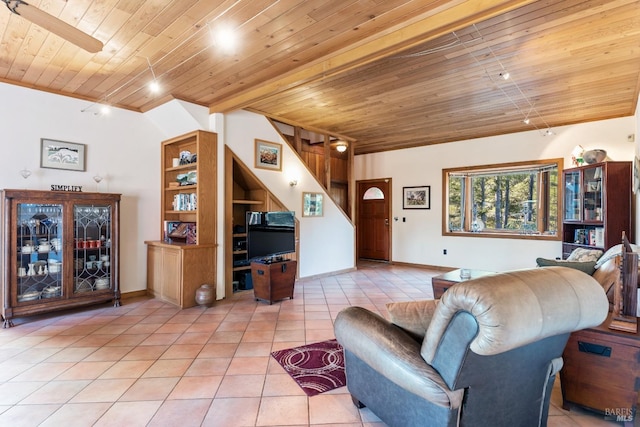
357,179,391,261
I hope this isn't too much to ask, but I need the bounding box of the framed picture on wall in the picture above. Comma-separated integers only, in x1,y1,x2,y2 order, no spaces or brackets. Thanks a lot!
302,192,324,217
40,138,86,171
255,139,282,171
403,186,430,209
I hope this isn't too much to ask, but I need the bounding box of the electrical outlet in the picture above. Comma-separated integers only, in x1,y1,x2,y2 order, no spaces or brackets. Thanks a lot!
443,249,447,255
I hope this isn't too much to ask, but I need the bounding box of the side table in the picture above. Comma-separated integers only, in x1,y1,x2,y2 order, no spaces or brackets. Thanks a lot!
560,314,640,425
251,259,296,304
431,268,496,299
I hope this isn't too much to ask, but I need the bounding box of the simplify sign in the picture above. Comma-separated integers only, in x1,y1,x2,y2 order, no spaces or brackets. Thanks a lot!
51,185,83,192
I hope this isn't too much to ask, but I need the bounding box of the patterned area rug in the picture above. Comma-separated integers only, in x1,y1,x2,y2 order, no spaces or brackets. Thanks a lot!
271,339,346,396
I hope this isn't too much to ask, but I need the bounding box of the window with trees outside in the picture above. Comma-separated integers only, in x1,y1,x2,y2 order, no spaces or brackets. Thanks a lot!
443,159,563,240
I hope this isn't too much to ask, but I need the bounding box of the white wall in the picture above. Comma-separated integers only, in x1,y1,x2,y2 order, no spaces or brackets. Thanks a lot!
224,110,355,279
144,99,211,139
356,117,637,272
0,82,164,294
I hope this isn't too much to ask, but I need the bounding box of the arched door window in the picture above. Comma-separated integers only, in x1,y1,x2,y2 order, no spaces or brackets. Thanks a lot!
363,187,384,200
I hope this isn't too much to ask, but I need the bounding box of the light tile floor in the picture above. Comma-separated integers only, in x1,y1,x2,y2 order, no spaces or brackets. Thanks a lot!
0,262,626,426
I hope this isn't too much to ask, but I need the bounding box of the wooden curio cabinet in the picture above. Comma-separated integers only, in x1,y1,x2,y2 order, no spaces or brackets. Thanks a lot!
562,161,632,258
1,189,120,327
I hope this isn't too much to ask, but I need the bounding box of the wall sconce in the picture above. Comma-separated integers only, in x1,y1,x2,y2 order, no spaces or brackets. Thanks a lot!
93,174,104,191
336,142,348,153
19,168,32,179
289,180,298,187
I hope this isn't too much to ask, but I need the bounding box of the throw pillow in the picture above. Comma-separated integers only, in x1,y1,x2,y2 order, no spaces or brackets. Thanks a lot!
566,248,603,263
594,243,640,269
386,299,438,341
535,258,597,275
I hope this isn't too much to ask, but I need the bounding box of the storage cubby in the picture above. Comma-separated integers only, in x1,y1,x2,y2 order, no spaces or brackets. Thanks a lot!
225,146,298,296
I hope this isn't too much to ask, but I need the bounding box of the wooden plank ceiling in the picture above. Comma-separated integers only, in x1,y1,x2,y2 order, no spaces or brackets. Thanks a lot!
1,0,639,155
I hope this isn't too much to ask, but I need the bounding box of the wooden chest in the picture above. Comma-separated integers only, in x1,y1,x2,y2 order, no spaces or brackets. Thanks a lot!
251,260,296,304
560,315,640,423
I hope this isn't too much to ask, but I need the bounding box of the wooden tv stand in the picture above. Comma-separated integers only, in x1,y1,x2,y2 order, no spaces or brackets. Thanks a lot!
251,259,296,304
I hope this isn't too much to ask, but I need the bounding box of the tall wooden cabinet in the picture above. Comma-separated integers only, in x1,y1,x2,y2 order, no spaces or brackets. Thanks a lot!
145,130,217,308
224,147,298,297
562,161,632,258
1,189,120,327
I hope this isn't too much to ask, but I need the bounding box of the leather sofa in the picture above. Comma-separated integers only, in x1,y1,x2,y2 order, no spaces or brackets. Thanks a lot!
334,267,608,427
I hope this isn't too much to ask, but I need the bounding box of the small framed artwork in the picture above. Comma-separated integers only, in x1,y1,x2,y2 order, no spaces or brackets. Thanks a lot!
40,138,86,172
255,139,282,171
302,192,324,217
403,186,430,209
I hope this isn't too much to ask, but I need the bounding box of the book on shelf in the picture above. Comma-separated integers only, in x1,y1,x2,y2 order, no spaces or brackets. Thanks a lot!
574,229,586,245
594,227,604,247
172,193,197,211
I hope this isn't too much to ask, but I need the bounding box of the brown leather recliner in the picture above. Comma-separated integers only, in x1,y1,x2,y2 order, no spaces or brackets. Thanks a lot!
334,267,608,427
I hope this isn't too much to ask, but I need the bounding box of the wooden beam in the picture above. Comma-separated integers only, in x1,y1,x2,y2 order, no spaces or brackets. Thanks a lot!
245,108,356,142
294,125,302,155
209,0,537,114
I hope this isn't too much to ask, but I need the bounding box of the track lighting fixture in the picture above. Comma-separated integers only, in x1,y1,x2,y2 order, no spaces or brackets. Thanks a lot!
210,24,238,54
147,58,160,93
81,17,244,115
454,25,554,137
81,98,111,116
149,80,160,93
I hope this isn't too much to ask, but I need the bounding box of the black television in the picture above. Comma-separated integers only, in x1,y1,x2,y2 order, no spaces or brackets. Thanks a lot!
246,211,295,261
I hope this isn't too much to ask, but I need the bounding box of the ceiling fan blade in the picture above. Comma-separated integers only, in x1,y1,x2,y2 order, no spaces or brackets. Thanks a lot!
6,0,103,53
